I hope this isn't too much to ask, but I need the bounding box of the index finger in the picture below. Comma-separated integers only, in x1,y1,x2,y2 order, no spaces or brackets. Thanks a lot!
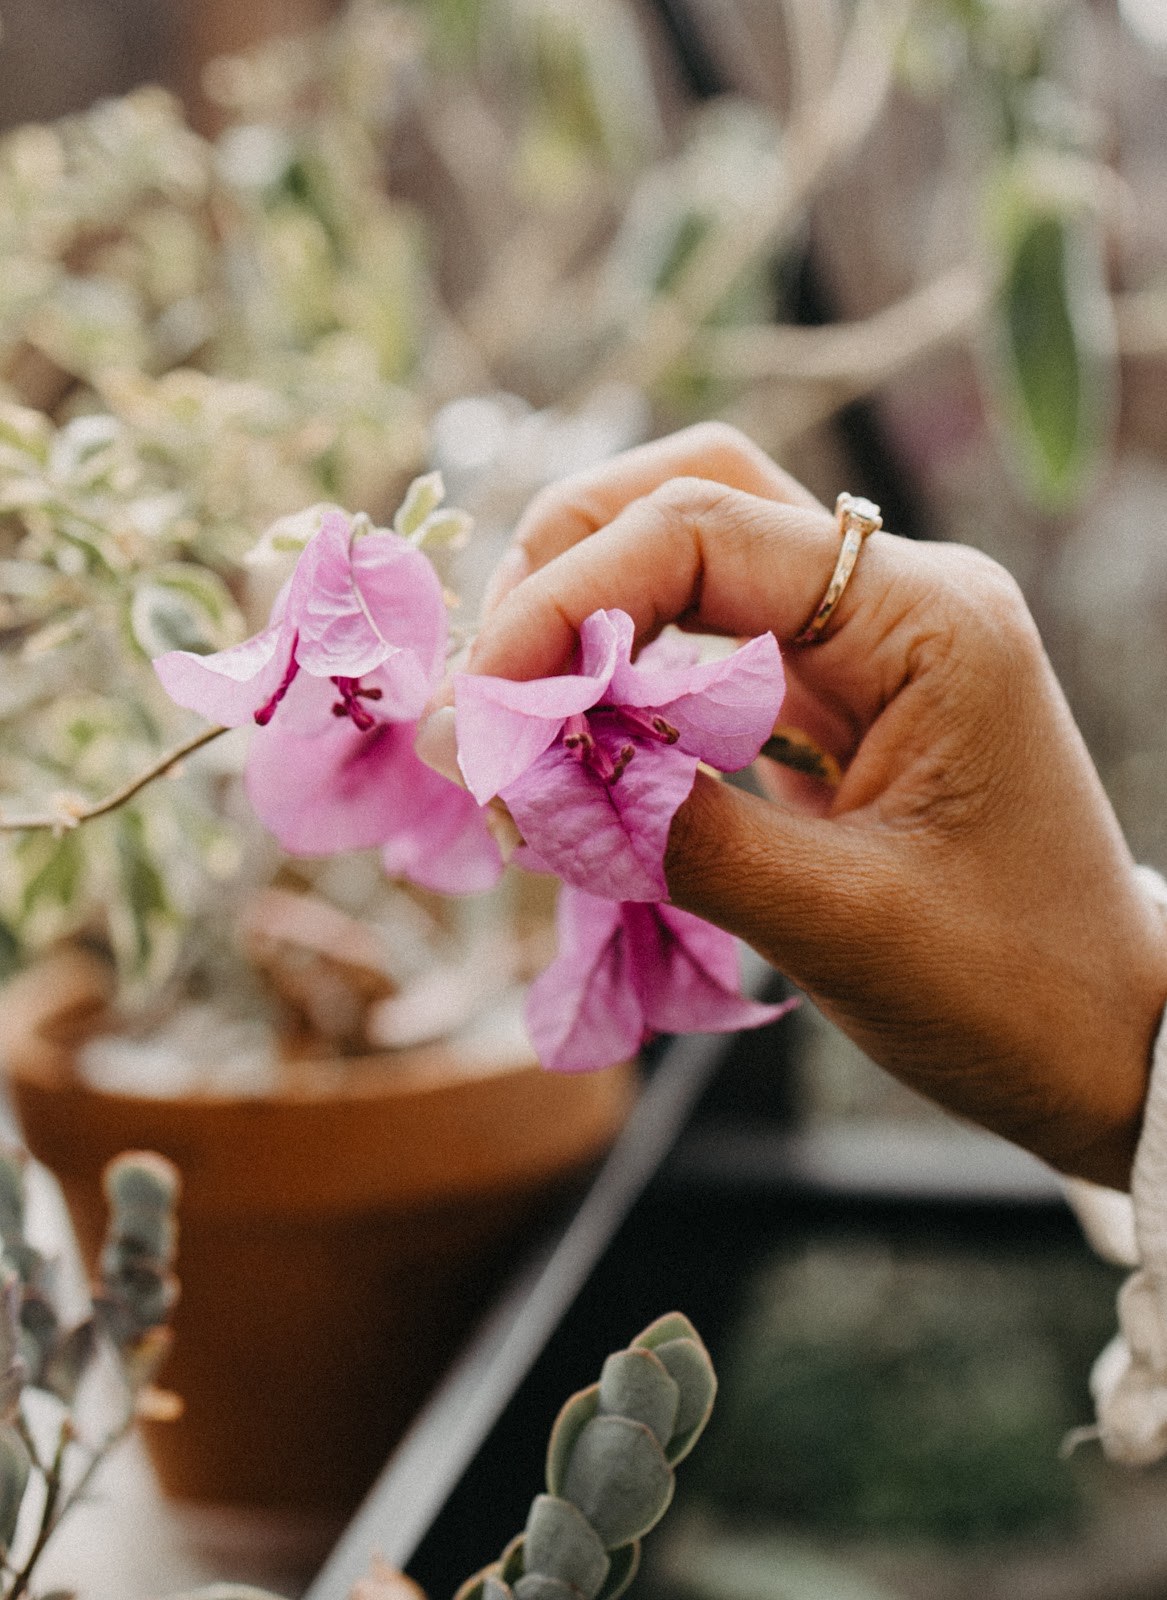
468,475,908,685
481,422,822,617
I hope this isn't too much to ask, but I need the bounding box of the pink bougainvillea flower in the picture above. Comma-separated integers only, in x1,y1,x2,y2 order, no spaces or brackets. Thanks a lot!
155,511,446,729
242,705,502,892
454,609,784,901
154,511,501,891
526,885,798,1073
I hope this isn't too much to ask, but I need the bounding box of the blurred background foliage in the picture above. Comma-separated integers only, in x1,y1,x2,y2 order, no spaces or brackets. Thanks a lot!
0,0,1164,1022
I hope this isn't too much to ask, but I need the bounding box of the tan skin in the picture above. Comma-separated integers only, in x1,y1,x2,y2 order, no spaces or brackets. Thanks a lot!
420,423,1167,1189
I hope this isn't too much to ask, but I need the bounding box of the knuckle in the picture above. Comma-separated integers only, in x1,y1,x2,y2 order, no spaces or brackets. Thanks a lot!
934,545,1041,658
671,419,758,467
647,474,730,515
518,479,581,537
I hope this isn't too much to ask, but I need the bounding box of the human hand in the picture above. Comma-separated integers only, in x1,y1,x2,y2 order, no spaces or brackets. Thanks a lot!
430,423,1167,1188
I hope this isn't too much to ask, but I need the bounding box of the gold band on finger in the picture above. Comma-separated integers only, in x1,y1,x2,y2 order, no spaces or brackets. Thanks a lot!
794,492,882,645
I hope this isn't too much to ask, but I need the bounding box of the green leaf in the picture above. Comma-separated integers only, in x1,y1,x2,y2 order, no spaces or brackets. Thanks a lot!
598,1349,679,1447
42,1317,97,1404
129,565,241,658
0,1151,26,1251
0,1425,30,1555
413,508,473,550
560,1415,674,1549
0,924,20,983
592,1543,639,1600
650,1338,717,1464
499,1532,526,1586
20,830,83,917
394,471,445,538
104,1150,181,1219
546,1382,599,1497
631,1312,701,1351
524,1495,609,1597
989,207,1115,509
115,808,174,972
247,503,345,563
0,402,51,465
512,1578,577,1600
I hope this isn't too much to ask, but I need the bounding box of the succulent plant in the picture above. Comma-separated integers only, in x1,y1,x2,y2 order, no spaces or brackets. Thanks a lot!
0,1143,180,1600
454,1313,717,1600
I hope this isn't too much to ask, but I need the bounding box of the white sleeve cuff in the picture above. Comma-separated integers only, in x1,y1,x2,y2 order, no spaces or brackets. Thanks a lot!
1078,864,1167,1465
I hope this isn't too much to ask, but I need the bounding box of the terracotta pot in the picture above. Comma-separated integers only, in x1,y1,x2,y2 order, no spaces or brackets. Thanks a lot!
0,951,634,1510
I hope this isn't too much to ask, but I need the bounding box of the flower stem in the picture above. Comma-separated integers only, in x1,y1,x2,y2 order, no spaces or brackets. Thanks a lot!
0,725,229,833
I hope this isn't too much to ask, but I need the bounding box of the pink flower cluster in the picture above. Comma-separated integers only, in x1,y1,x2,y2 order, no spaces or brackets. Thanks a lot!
154,507,795,1072
155,511,501,894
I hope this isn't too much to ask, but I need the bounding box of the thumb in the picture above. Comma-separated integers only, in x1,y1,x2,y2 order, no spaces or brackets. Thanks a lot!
664,771,911,1000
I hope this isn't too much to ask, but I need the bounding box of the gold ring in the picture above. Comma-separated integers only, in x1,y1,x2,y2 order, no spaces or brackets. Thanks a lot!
794,491,882,645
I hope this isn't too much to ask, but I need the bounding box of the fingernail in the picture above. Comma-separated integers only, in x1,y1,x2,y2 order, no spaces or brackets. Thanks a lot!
481,546,530,619
414,706,464,788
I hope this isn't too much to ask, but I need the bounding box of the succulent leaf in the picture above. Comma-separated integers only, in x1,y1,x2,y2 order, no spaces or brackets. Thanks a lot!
499,1533,526,1586
592,1543,639,1600
105,1152,181,1210
650,1338,717,1464
630,1312,701,1351
0,1149,27,1252
42,1317,98,1404
98,1152,181,1351
524,1495,609,1597
560,1415,674,1548
0,1272,25,1417
0,1424,30,1555
598,1349,679,1448
452,1570,491,1600
546,1382,599,1497
512,1577,578,1600
482,1578,515,1600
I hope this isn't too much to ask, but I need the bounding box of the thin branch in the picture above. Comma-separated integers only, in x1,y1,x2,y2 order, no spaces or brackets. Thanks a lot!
0,725,229,834
585,0,915,397
780,0,843,129
6,1417,71,1600
699,262,988,383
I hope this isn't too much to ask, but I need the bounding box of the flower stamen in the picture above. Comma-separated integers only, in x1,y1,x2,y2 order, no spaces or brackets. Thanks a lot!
254,646,301,726
562,713,635,785
330,676,382,731
614,706,679,744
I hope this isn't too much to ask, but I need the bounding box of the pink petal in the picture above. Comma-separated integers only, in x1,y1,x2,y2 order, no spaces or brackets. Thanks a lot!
453,609,623,803
454,675,600,804
352,532,448,688
291,516,446,686
380,749,503,895
502,728,697,902
244,715,420,855
613,630,785,771
153,620,292,727
628,902,799,1036
365,649,441,725
525,889,644,1072
577,608,630,681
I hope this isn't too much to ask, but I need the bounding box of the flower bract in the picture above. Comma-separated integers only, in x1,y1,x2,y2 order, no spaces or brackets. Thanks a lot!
526,885,798,1072
155,510,501,891
454,609,784,901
